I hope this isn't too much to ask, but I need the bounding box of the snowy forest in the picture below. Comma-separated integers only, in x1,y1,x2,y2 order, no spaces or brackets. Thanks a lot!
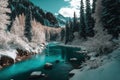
0,0,120,80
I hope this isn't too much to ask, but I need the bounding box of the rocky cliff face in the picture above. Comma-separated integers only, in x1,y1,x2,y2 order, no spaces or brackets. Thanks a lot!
8,0,59,30
7,0,64,43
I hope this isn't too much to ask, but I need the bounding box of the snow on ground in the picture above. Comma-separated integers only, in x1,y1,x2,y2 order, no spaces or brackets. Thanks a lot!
70,48,120,80
58,43,82,48
0,43,46,62
0,49,17,61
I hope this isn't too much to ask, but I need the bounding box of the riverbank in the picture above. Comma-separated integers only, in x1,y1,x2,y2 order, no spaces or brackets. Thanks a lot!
67,36,120,80
0,43,46,70
0,49,32,69
0,42,86,80
69,48,120,80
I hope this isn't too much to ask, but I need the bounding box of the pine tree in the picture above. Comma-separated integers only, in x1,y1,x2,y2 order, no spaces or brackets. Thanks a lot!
60,28,65,41
24,5,32,42
69,19,74,42
73,12,78,32
65,21,70,44
85,0,94,37
79,0,86,39
92,0,97,13
102,0,120,39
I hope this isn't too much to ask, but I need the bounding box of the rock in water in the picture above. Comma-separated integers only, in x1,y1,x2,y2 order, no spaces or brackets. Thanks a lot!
70,58,78,61
41,73,47,77
55,60,60,63
30,71,42,76
44,63,53,69
29,71,42,79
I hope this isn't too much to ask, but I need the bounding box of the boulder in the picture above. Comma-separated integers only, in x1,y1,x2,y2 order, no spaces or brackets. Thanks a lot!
0,65,2,69
90,57,96,61
30,71,42,76
41,73,47,77
0,56,14,66
76,50,88,54
44,63,53,69
87,52,97,57
16,58,21,62
29,71,42,79
69,72,75,77
40,43,45,47
70,58,78,61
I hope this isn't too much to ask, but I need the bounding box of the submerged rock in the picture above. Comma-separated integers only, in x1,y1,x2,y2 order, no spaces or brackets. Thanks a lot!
44,63,53,69
55,60,60,63
29,71,47,79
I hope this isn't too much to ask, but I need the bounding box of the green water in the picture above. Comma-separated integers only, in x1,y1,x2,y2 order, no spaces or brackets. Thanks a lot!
0,43,83,80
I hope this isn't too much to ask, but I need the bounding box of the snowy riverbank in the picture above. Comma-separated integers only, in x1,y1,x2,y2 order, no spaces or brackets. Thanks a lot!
69,47,120,80
0,43,46,69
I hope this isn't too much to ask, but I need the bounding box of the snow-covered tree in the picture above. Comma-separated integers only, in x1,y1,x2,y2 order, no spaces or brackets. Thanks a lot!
0,0,11,30
65,21,70,44
73,12,79,32
10,13,25,37
101,0,120,39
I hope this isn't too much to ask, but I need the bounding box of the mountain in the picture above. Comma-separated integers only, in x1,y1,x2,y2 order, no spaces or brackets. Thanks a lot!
55,13,69,27
8,0,59,30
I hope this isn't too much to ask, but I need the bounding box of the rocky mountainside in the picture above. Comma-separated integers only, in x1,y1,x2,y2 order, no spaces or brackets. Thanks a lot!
6,0,64,43
55,13,68,27
8,0,59,31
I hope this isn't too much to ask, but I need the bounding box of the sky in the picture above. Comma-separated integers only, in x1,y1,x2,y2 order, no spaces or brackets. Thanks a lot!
30,0,92,18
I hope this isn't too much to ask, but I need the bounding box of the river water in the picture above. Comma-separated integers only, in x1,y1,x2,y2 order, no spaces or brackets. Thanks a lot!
0,43,84,80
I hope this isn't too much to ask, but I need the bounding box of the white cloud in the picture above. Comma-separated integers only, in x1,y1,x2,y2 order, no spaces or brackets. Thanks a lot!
58,0,81,17
58,0,93,18
70,0,80,9
64,0,70,2
59,7,79,17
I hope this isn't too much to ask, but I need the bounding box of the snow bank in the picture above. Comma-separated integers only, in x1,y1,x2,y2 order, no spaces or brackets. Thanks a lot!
70,48,120,80
0,49,17,61
58,43,81,48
